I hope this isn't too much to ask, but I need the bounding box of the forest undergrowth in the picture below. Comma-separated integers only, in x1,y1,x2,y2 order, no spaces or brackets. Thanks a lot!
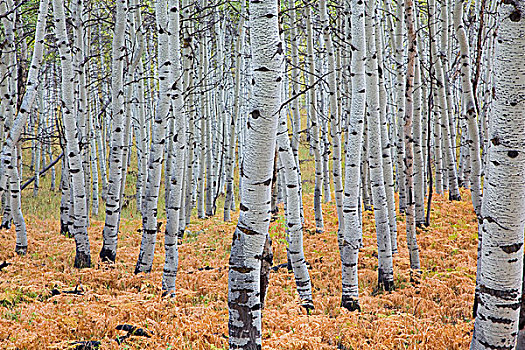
0,188,477,349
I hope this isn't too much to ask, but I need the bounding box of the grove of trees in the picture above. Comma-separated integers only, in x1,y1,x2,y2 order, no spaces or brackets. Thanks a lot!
0,0,524,349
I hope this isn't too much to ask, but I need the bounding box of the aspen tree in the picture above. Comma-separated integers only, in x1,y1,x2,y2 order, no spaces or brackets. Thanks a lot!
224,0,246,222
361,124,372,212
10,147,26,255
162,0,185,295
0,0,49,198
455,0,485,319
339,0,366,312
403,0,421,271
0,0,49,249
431,0,461,201
0,2,11,148
0,0,16,154
375,11,398,253
289,0,301,163
182,4,197,231
197,30,206,219
118,0,144,230
129,1,149,215
52,0,91,268
88,102,99,216
454,0,482,217
428,0,444,195
100,0,128,263
95,24,109,202
305,3,324,233
135,0,171,274
276,99,313,309
319,66,332,204
394,0,407,212
471,2,525,348
71,0,91,218
227,0,282,347
413,58,425,227
365,0,394,291
320,0,344,231
287,0,305,220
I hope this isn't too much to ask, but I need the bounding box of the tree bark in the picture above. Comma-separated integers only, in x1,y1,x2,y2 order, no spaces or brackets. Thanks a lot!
471,2,525,348
228,0,282,347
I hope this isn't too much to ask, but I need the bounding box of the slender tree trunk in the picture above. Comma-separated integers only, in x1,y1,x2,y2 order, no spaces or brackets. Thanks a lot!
135,0,171,274
394,0,407,213
455,0,485,321
224,0,245,222
11,147,26,255
413,58,425,227
375,17,398,252
454,0,482,217
162,0,186,295
228,0,282,347
0,0,49,196
100,0,128,263
339,0,366,312
320,0,344,231
404,0,421,271
52,0,91,268
276,107,313,308
33,86,45,197
471,3,525,348
365,0,395,290
305,4,324,233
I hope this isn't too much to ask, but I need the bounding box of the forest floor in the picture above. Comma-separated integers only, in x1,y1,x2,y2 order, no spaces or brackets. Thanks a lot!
0,188,477,349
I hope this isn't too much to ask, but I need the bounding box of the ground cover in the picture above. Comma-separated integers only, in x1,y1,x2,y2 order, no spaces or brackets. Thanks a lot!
0,188,476,349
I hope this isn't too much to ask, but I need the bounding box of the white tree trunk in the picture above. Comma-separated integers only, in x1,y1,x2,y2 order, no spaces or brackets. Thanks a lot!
320,0,344,231
375,13,398,253
11,147,26,255
100,0,128,263
224,0,245,222
365,0,395,291
276,98,313,309
227,0,282,347
52,0,91,268
454,0,482,217
413,58,425,227
305,5,324,233
135,0,171,274
162,0,186,295
471,2,525,348
0,0,49,195
339,0,366,312
394,0,407,213
403,0,421,271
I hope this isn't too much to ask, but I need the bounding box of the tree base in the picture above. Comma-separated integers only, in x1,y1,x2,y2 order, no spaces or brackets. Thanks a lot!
162,290,176,298
409,269,422,284
301,300,314,315
99,247,116,263
378,269,395,292
74,250,91,268
341,296,361,312
134,234,156,274
15,244,27,256
1,220,12,230
449,193,462,201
